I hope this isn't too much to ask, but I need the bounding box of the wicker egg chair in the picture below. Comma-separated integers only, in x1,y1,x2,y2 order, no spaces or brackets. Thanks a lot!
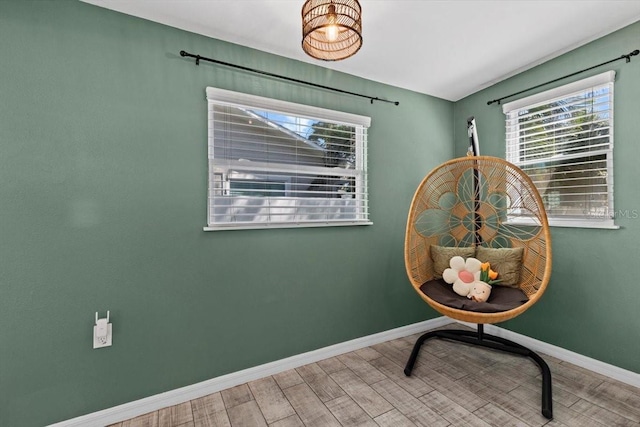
404,156,553,419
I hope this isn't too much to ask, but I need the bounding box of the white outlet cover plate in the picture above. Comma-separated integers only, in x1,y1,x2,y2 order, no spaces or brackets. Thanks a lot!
93,323,113,349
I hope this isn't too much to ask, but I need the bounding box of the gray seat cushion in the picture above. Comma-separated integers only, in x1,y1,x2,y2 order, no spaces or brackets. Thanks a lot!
420,279,528,313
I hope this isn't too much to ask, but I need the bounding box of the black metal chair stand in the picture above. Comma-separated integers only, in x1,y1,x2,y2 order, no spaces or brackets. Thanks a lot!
404,324,553,420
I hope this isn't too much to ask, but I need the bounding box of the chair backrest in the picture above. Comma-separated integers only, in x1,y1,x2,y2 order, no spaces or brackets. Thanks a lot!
405,156,552,323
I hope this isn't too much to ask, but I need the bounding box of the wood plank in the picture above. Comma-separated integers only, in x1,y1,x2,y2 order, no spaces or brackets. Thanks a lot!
191,393,226,415
371,378,448,427
501,382,610,427
473,403,531,426
459,366,521,394
316,356,347,375
456,375,548,427
227,400,267,427
551,371,640,423
508,383,580,410
192,410,230,427
547,358,606,396
541,420,570,427
419,348,473,381
273,369,304,390
373,409,416,427
419,390,492,427
455,338,527,367
590,380,640,422
122,411,159,427
159,402,194,427
191,393,231,427
353,346,383,361
369,356,434,398
295,363,345,402
295,363,326,379
493,350,549,376
570,398,638,427
483,359,546,386
507,383,599,427
324,395,378,427
594,378,640,406
417,334,531,381
389,334,433,356
543,400,609,427
329,368,393,418
248,376,296,424
370,342,411,368
420,338,502,377
394,333,424,350
411,361,487,412
414,337,454,359
221,384,254,409
378,338,469,382
282,383,341,427
557,359,610,383
336,353,387,385
268,414,305,427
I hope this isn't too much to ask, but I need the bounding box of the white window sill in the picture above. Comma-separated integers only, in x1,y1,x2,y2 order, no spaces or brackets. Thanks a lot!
506,217,619,230
547,219,619,230
204,221,373,231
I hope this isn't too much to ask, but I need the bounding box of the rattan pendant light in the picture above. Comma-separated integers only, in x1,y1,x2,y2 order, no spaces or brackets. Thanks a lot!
302,0,362,61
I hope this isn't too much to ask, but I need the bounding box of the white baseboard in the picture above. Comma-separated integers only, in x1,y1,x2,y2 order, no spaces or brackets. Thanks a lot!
49,316,453,427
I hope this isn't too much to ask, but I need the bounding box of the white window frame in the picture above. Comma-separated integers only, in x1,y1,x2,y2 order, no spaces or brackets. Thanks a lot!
204,87,372,231
504,71,618,229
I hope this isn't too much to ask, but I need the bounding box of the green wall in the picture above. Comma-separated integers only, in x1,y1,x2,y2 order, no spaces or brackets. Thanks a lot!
0,1,453,425
454,21,640,374
4,1,638,425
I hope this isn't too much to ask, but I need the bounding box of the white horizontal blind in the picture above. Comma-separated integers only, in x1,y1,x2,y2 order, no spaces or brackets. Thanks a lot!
504,71,615,228
205,88,371,230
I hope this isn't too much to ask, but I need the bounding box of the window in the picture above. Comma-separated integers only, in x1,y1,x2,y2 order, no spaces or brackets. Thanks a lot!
205,87,372,230
504,71,616,229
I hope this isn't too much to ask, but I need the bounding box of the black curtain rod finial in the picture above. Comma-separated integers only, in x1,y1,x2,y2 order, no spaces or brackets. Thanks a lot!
624,49,639,63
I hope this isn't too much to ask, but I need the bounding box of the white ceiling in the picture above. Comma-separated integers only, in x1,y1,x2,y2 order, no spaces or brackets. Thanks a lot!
82,1,640,101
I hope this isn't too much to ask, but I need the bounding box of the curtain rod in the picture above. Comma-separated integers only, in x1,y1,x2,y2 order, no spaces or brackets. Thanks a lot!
179,50,400,106
487,49,639,106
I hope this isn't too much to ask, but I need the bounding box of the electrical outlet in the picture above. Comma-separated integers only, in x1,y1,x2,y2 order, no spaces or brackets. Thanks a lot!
93,323,112,348
94,311,112,349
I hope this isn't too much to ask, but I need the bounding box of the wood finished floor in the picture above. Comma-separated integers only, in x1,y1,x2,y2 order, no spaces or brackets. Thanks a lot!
109,325,640,427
